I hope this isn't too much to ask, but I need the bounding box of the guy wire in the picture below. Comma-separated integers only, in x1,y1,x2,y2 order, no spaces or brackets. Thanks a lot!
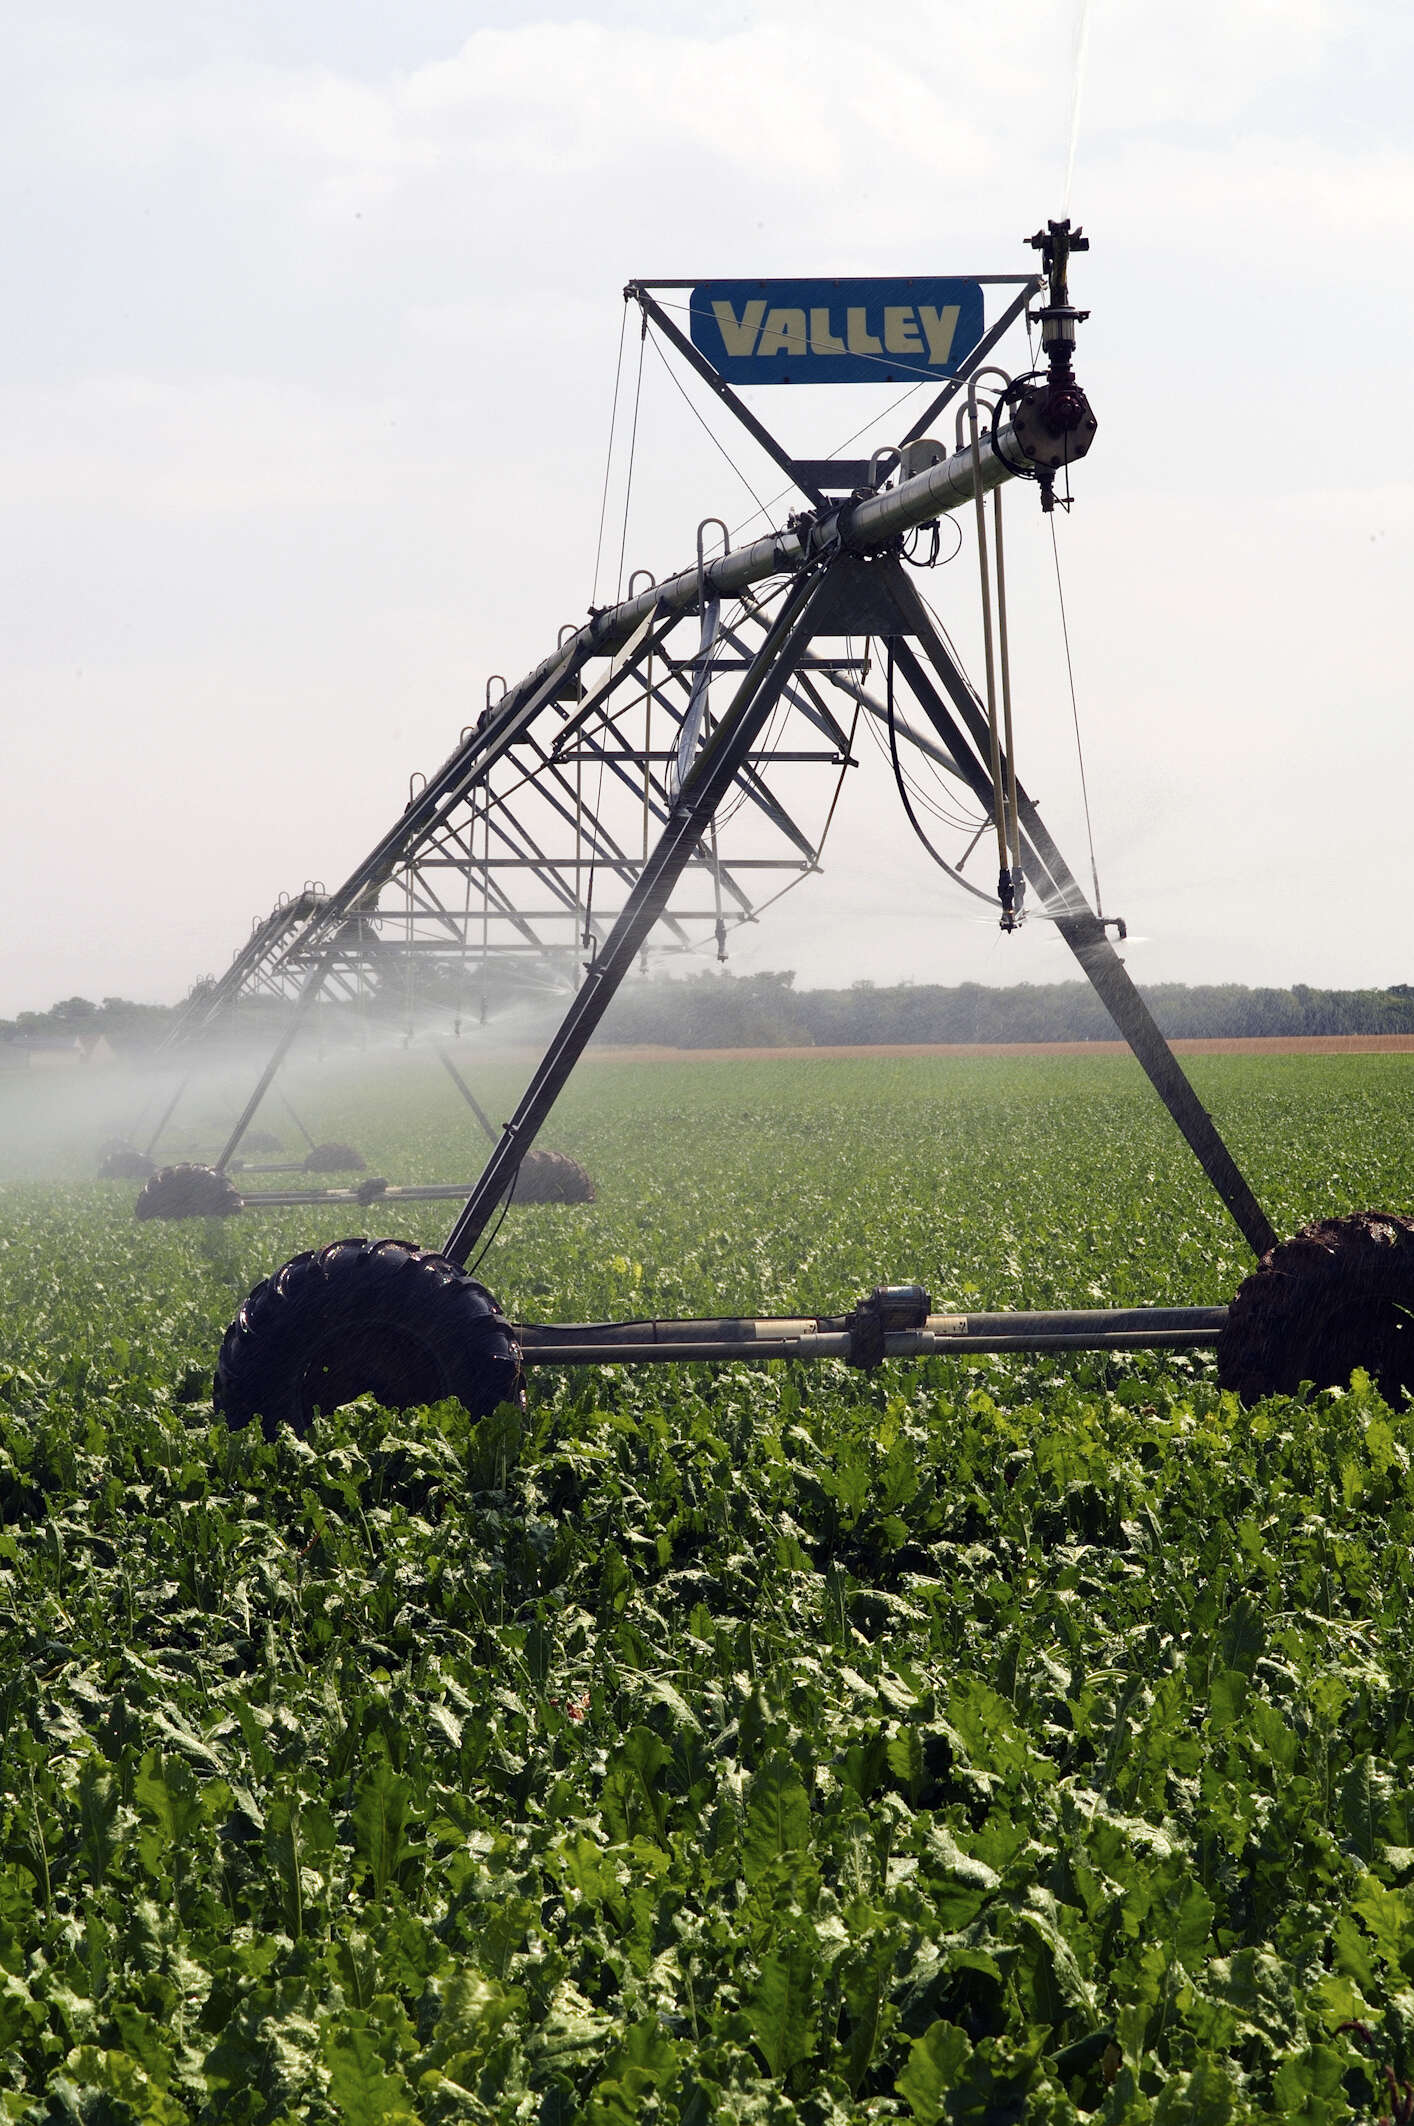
646,326,777,528
613,315,647,603
1049,514,1104,916
591,303,629,609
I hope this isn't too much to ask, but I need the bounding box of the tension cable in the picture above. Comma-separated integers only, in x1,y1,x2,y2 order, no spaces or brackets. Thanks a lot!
613,310,647,604
590,302,629,609
580,312,647,952
645,324,777,530
1049,513,1104,917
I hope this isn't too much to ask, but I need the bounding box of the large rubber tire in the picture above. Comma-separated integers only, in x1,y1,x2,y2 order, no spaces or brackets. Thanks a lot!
214,1237,522,1438
516,1149,596,1205
245,1130,283,1155
99,1148,155,1180
135,1163,244,1221
303,1142,366,1174
1217,1210,1414,1405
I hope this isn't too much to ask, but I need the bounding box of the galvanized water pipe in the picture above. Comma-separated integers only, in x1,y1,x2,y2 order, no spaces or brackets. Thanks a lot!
253,408,1062,1006
481,422,1031,727
515,1304,1227,1366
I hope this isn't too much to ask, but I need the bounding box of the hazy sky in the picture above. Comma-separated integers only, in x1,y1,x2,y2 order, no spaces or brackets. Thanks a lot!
3,0,1411,1014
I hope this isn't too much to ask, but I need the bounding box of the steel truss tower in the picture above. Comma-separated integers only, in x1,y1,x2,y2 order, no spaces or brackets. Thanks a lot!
181,228,1277,1265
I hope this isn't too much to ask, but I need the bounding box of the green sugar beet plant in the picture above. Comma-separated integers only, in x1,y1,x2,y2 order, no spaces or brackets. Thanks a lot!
1,1050,1414,2120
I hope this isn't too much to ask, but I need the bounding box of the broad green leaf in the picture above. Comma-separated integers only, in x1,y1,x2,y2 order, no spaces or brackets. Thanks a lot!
134,1750,204,1864
1271,2042,1349,2115
600,1726,671,1847
325,2018,418,2126
841,1930,897,2096
1352,1873,1414,1977
61,2048,186,2126
887,1724,925,1801
1208,1669,1249,1731
1218,1593,1265,1677
585,2021,680,2125
896,2020,971,2123
418,1968,523,2076
353,1762,416,1900
742,1757,811,1884
76,1762,122,1888
745,1932,818,2080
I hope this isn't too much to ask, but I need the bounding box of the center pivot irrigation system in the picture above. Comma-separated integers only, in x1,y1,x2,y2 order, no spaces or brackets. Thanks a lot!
188,222,1414,1433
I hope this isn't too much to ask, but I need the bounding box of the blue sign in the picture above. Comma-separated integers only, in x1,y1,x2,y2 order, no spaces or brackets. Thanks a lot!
689,277,984,386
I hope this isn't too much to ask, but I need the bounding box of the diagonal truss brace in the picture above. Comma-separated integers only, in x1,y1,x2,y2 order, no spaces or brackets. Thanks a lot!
442,569,832,1262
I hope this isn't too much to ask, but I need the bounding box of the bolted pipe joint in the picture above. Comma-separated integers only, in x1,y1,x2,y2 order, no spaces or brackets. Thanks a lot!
846,1283,932,1368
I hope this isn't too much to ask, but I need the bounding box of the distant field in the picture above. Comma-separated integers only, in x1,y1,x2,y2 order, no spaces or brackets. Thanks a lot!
1,1050,1413,2116
597,1034,1414,1059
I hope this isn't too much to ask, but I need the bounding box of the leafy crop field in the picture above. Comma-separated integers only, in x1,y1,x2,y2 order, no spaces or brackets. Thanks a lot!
3,1049,1414,2122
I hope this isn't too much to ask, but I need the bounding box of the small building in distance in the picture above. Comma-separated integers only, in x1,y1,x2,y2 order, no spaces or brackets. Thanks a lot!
0,1032,115,1070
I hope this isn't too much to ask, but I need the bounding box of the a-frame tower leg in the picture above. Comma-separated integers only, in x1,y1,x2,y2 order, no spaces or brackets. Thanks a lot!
440,550,1276,1271
882,561,1277,1259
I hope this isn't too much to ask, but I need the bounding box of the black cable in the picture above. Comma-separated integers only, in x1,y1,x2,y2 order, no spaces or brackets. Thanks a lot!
1050,513,1104,915
468,1155,520,1276
885,639,1002,910
853,658,981,833
903,515,963,570
883,624,1074,925
990,373,1046,483
862,702,978,833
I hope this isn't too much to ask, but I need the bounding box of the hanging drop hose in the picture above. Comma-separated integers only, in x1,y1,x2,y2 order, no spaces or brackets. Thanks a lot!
966,373,1019,929
1050,513,1105,920
403,861,416,1045
992,482,1024,919
709,812,727,961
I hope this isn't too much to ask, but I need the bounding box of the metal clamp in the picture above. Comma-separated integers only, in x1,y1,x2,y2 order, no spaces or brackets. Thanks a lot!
846,1284,932,1368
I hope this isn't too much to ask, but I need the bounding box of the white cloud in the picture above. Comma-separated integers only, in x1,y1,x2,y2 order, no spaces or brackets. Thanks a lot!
1092,133,1414,259
0,375,419,514
2,0,1412,1009
1080,0,1337,127
21,6,1408,273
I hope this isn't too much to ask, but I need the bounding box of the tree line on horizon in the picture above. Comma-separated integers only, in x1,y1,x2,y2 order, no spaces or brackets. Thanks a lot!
7,973,1414,1051
599,971,1414,1046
